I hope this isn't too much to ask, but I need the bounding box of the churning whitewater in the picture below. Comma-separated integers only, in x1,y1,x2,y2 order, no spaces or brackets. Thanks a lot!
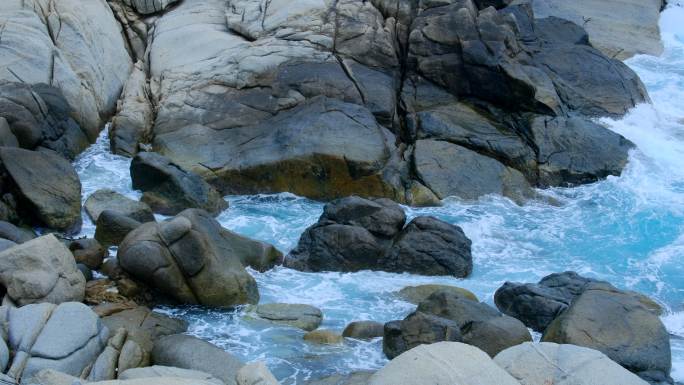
72,5,684,384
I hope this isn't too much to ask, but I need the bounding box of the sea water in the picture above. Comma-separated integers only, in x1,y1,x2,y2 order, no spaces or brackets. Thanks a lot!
73,5,684,383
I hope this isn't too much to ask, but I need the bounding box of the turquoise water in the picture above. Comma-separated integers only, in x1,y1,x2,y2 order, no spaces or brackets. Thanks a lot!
73,6,684,383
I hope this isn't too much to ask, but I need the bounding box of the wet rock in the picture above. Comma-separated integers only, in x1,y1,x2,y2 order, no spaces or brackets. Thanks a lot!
236,362,280,385
418,290,532,357
305,371,374,385
95,210,144,247
286,197,472,276
383,312,462,359
342,321,384,340
494,271,663,332
304,330,344,345
85,189,155,223
396,285,478,304
369,342,520,385
118,212,259,306
69,238,106,270
542,285,672,383
0,220,35,243
0,234,85,305
0,147,81,231
5,302,109,380
130,152,227,216
495,342,649,385
119,365,223,384
254,303,323,331
152,334,244,385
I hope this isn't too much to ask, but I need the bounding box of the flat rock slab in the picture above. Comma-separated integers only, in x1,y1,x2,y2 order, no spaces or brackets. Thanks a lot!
255,303,323,331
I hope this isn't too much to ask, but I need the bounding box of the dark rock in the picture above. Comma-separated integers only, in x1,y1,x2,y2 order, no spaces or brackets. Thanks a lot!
77,264,94,281
100,257,126,280
95,210,144,247
84,189,155,222
383,311,462,359
343,321,384,340
0,220,35,243
152,334,243,385
542,285,671,383
321,196,406,238
69,238,106,269
0,147,81,231
130,152,227,216
0,117,19,148
417,290,532,357
117,211,260,306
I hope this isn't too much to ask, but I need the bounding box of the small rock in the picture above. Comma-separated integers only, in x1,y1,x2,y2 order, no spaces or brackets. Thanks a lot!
95,210,144,247
342,321,384,340
0,220,35,243
85,189,155,223
69,238,106,269
77,264,94,281
396,284,478,304
236,361,280,385
383,312,461,359
255,303,323,331
304,330,343,345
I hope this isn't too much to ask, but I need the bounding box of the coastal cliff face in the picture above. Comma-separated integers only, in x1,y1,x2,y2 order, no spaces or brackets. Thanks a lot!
0,0,661,213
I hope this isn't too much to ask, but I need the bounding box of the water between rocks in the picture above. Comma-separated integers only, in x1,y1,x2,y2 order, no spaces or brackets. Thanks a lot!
72,6,684,384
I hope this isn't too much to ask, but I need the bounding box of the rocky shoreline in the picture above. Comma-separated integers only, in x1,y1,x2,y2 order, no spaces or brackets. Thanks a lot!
0,0,676,384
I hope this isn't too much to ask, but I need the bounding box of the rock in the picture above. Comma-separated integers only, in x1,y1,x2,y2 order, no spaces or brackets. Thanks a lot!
303,330,344,345
118,212,260,306
494,342,649,385
305,372,374,385
117,338,148,374
88,329,127,381
130,152,228,216
121,0,181,15
0,117,19,147
152,334,244,385
532,0,664,59
120,366,223,384
418,290,532,357
95,210,144,247
286,197,472,276
101,306,187,353
383,312,462,359
0,239,16,253
85,189,155,223
342,321,384,340
542,285,672,383
110,62,154,157
0,234,85,305
5,302,109,380
254,303,323,331
100,258,126,281
78,264,94,281
0,147,81,231
369,342,520,385
69,238,106,269
396,285,478,304
494,271,663,332
0,337,8,372
0,0,132,137
236,362,280,385
382,216,472,276
23,369,82,385
0,220,35,243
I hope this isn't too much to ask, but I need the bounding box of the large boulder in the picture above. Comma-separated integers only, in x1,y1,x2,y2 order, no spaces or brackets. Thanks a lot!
417,290,532,357
4,302,109,381
152,334,244,385
0,220,35,243
85,189,155,223
254,303,323,331
117,211,260,306
0,234,85,305
495,271,662,332
0,0,132,137
494,342,649,385
110,62,154,157
369,342,520,385
542,285,671,383
0,147,81,231
286,197,472,276
130,152,227,216
532,0,664,60
119,366,223,384
101,306,187,353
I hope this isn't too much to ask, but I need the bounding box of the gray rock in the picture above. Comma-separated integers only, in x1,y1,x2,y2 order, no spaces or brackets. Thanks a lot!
542,285,672,383
6,302,109,380
88,329,127,381
495,342,649,385
131,152,227,216
152,334,244,385
396,285,478,305
236,362,279,385
305,372,374,385
110,62,154,157
0,234,85,305
85,189,155,223
532,0,664,59
101,306,187,353
417,290,532,357
118,212,260,306
120,365,223,384
0,147,81,231
0,221,35,243
122,0,181,15
95,210,144,247
0,337,8,372
320,196,406,239
342,321,384,340
369,342,520,385
0,239,16,253
255,303,323,331
0,117,19,147
383,311,462,359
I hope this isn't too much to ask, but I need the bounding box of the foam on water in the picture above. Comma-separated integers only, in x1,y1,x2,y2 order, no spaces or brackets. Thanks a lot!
73,5,684,383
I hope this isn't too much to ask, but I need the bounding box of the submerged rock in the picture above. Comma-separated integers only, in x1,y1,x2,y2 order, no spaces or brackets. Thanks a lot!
254,303,323,331
303,330,344,345
286,197,472,276
342,321,385,340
